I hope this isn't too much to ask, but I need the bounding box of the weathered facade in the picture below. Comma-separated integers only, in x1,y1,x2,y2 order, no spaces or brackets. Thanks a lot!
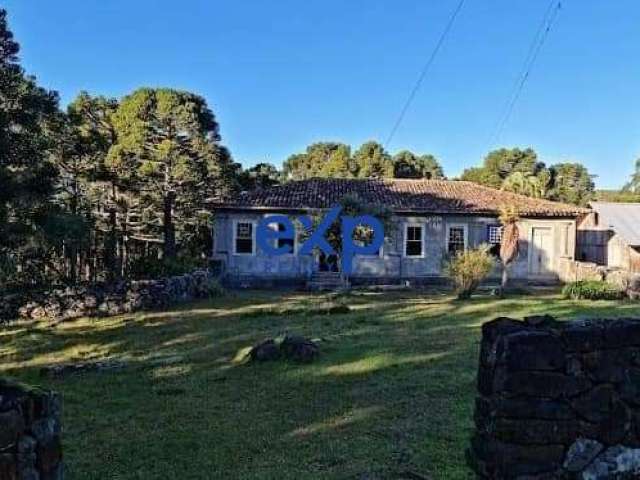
211,179,586,287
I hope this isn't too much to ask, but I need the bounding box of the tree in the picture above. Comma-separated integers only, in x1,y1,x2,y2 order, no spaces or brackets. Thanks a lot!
0,9,62,288
238,163,281,191
283,142,355,180
461,148,542,188
548,163,595,206
501,171,550,198
498,205,520,296
352,141,394,178
623,158,640,193
393,150,444,179
106,88,232,259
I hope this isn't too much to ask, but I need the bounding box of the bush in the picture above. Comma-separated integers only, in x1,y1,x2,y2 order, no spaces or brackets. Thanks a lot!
444,245,495,299
562,281,626,301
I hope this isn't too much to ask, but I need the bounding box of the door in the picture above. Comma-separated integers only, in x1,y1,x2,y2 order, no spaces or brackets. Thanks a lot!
530,227,553,276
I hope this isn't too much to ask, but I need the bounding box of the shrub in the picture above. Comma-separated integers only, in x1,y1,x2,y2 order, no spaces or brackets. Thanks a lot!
128,256,207,280
444,245,495,300
562,281,626,301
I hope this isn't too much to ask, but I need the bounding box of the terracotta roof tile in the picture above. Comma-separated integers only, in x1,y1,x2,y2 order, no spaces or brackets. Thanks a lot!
213,178,589,217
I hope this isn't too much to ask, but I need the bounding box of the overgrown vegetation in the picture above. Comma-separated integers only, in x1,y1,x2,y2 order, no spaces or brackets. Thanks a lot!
444,245,494,299
562,281,626,300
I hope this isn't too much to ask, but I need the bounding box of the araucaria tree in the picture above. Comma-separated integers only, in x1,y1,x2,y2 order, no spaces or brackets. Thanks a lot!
0,9,62,288
107,88,232,259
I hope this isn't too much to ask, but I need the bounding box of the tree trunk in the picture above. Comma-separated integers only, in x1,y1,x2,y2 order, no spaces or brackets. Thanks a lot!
163,191,176,259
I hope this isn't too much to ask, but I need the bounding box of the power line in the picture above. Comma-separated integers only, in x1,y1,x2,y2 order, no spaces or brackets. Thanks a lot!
384,0,467,149
489,1,562,147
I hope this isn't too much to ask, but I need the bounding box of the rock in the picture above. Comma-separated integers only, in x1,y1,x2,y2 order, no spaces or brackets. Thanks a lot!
0,409,26,450
524,314,558,327
582,445,640,479
500,330,565,371
571,385,618,423
280,335,319,363
563,438,603,472
501,371,591,399
249,339,281,362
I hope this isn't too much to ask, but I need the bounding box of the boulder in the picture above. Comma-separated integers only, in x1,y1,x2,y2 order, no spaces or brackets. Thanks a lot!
563,438,603,472
249,340,281,362
280,335,319,363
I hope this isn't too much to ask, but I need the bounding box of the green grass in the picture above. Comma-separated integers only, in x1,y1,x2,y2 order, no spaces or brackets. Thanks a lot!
2,289,640,479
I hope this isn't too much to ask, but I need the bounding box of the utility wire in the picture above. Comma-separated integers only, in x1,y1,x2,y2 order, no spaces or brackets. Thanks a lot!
489,1,562,147
384,0,467,149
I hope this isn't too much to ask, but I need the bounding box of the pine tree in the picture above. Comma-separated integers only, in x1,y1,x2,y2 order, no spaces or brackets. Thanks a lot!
0,9,62,287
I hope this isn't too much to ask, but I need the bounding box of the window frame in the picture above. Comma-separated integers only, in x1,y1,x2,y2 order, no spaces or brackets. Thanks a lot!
232,219,256,256
487,225,503,245
403,223,425,258
446,223,468,255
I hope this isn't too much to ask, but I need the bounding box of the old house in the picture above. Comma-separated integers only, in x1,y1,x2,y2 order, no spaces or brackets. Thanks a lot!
211,178,587,288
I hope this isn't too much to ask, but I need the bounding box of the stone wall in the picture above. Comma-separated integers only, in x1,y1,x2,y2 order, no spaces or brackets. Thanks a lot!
0,379,62,479
469,315,640,479
1,269,215,323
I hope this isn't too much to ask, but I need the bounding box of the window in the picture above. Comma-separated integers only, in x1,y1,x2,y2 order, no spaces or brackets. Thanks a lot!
269,221,295,253
447,225,467,255
487,225,503,256
234,221,254,255
405,225,423,257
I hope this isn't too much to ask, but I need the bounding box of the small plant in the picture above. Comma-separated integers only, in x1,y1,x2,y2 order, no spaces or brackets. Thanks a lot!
562,281,626,301
444,245,495,300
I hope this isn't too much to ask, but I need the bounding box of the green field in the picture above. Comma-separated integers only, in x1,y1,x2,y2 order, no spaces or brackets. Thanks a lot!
2,289,640,479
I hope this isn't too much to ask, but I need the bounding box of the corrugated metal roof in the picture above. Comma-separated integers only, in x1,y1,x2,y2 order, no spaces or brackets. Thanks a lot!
590,202,640,246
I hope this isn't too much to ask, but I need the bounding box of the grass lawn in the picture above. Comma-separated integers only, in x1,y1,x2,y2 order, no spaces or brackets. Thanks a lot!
2,289,640,479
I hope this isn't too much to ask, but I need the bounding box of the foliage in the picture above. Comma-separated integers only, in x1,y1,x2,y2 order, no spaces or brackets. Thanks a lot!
237,162,281,191
127,255,208,280
0,9,65,289
283,142,353,180
461,147,595,206
461,148,543,188
623,158,640,194
282,141,444,180
392,150,444,179
562,281,626,301
596,189,640,203
548,162,595,206
444,245,494,299
352,141,394,178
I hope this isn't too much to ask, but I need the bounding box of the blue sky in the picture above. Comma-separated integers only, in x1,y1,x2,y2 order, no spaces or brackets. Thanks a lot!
5,0,640,188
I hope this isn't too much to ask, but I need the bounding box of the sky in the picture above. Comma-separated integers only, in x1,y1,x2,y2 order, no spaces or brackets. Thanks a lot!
4,0,640,189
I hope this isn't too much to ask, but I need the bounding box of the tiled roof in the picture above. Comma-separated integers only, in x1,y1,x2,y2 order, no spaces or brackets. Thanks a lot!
214,178,589,217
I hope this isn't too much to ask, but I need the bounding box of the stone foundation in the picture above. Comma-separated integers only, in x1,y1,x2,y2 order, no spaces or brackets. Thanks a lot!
0,379,62,479
469,315,640,479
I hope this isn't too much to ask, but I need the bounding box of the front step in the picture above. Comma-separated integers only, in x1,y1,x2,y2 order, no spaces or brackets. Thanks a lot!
307,272,347,291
